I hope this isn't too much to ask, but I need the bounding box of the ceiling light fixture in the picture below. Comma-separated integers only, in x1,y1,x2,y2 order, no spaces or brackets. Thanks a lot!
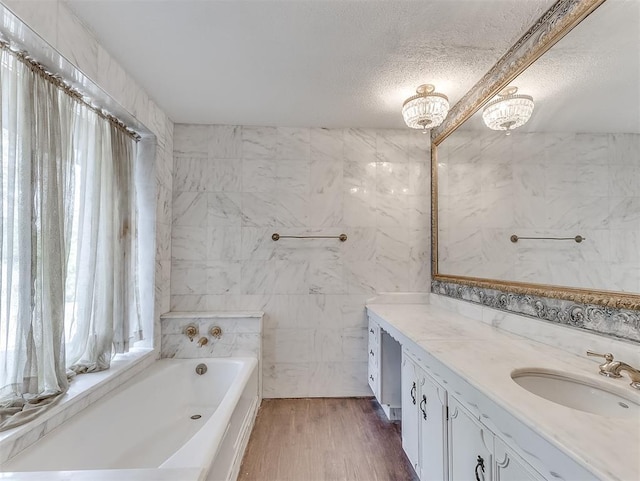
402,84,450,132
482,86,534,135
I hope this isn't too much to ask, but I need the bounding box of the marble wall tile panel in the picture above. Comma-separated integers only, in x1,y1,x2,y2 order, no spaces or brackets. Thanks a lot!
409,161,431,196
310,128,344,162
242,126,277,160
276,127,310,160
262,362,310,398
307,361,369,397
172,125,430,397
344,128,376,163
209,125,242,159
209,193,243,226
172,192,208,226
174,124,209,156
242,159,277,192
376,130,410,163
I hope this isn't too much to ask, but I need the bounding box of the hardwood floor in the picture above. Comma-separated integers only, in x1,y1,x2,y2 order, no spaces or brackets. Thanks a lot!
237,397,419,481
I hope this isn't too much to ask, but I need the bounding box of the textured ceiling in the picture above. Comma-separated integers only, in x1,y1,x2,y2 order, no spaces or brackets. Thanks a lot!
65,0,554,128
462,0,640,134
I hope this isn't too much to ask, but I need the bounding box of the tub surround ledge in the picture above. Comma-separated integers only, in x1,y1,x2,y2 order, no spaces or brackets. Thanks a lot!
0,467,205,481
0,348,156,466
366,301,640,481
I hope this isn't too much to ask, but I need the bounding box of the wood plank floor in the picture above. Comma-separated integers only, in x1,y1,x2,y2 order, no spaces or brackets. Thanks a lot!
238,398,419,481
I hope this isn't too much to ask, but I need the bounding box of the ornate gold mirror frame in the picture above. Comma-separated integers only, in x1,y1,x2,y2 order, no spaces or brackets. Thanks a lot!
430,0,640,312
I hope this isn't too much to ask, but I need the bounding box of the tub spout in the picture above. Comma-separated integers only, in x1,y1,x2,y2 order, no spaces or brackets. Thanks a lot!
197,337,208,348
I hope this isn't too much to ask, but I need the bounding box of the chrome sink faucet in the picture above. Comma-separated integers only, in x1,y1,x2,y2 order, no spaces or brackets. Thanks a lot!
587,351,640,390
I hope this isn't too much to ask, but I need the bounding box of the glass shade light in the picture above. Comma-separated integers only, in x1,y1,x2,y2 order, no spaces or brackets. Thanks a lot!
482,86,534,135
402,84,450,131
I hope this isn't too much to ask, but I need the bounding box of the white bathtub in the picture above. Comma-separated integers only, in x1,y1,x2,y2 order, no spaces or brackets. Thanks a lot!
1,357,259,481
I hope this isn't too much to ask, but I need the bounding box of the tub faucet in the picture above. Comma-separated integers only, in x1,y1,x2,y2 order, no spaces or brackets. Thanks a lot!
197,337,209,348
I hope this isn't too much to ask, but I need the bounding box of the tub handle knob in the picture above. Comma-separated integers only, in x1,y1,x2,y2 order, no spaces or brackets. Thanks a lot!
197,337,209,348
185,325,198,342
210,326,223,339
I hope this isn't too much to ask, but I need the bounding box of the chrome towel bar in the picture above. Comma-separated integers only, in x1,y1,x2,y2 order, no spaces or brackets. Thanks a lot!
510,234,585,243
272,233,347,242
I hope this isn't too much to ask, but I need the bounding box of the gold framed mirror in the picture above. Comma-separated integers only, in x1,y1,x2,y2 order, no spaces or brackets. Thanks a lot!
430,0,640,311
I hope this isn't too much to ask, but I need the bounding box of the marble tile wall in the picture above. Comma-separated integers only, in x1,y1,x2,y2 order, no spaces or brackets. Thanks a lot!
171,125,431,397
438,130,640,293
1,0,175,350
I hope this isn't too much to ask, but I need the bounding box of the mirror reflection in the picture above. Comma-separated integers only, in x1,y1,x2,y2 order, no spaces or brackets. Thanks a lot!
436,0,639,293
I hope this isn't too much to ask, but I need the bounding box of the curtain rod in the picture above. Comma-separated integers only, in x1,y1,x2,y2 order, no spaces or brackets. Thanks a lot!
0,41,141,142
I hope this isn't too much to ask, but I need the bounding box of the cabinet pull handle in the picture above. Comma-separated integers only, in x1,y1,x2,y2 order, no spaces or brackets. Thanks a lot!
420,394,427,420
410,382,416,405
475,455,485,481
370,349,374,356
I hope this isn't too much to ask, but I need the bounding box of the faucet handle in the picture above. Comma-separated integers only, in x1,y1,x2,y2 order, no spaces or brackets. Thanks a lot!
586,350,614,362
586,350,622,378
185,325,198,342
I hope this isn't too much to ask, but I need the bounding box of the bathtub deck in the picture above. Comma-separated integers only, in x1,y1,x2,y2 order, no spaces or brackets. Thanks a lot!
238,397,419,481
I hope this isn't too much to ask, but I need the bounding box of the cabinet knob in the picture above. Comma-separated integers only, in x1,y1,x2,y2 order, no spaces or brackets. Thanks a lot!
475,455,485,481
369,374,374,381
370,349,374,357
370,328,374,334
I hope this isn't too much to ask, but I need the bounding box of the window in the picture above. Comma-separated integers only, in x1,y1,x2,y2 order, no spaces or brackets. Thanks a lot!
0,45,141,431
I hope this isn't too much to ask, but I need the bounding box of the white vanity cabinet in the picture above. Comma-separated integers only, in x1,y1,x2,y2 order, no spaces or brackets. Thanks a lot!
401,351,447,481
448,395,493,481
493,439,545,481
448,396,543,481
368,318,402,420
367,305,611,481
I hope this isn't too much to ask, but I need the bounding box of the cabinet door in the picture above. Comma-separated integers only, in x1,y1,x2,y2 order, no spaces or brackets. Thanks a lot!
418,373,447,481
401,353,420,474
494,439,544,481
448,396,493,481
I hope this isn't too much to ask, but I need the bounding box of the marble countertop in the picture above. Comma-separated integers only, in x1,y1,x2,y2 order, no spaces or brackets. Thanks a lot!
366,303,640,481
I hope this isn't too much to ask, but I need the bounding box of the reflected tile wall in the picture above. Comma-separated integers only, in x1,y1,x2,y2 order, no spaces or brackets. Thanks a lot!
172,125,431,397
439,131,640,294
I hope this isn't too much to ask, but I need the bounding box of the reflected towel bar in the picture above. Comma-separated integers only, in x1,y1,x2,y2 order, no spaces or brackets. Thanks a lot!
510,234,585,243
272,233,347,242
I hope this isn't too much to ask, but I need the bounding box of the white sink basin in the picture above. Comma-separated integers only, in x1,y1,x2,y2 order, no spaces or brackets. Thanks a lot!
511,368,640,418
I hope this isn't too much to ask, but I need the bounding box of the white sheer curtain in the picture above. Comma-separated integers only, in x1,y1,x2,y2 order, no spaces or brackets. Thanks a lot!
0,46,140,431
65,113,141,373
